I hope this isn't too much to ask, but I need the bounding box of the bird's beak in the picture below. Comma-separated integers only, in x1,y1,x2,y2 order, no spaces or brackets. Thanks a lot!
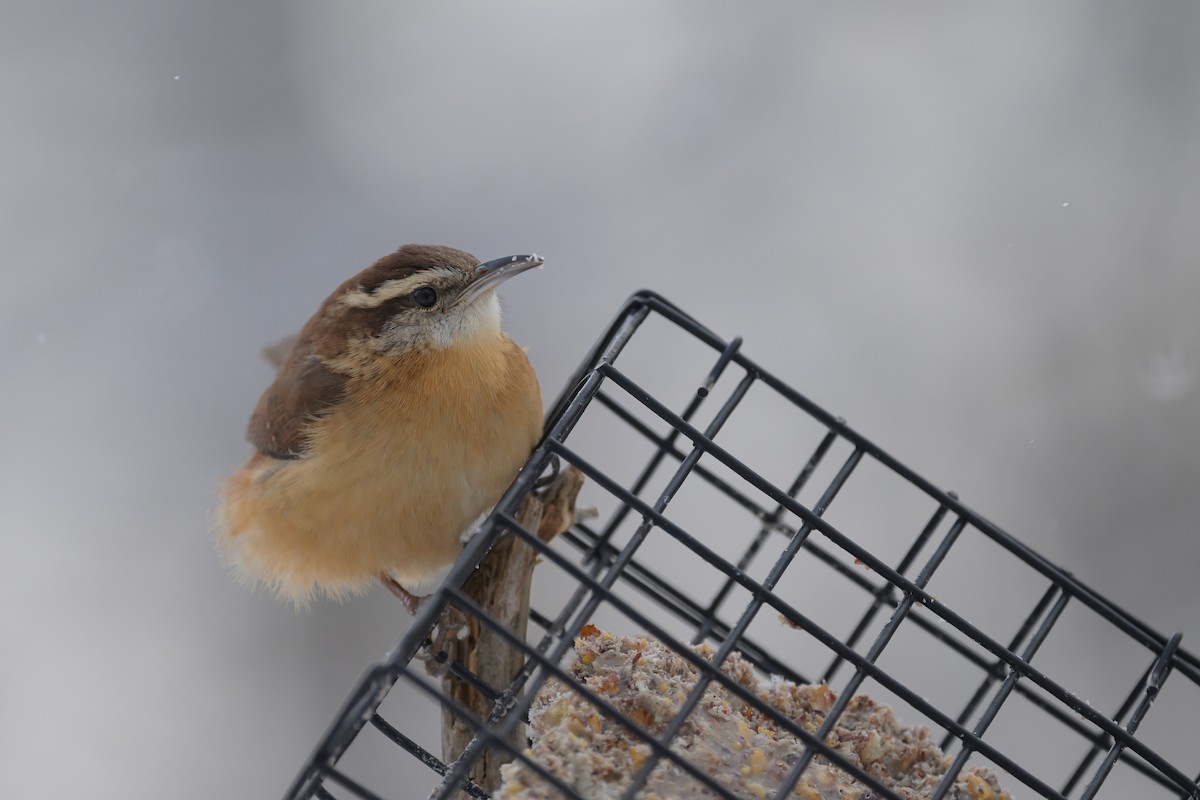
459,254,544,307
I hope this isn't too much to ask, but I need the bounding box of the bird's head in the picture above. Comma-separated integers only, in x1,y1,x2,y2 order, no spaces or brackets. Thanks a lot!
315,244,544,357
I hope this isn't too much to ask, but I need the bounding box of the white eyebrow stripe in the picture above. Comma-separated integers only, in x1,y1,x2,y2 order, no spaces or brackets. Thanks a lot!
340,268,461,308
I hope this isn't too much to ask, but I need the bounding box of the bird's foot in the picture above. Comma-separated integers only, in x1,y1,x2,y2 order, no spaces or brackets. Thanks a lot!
532,464,587,542
419,604,469,676
379,573,424,615
379,574,469,675
532,453,561,492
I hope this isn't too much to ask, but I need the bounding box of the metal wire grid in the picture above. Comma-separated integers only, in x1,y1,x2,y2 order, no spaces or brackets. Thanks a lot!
285,290,1200,800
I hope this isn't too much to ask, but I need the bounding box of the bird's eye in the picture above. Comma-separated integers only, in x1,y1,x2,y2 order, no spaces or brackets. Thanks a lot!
412,287,438,308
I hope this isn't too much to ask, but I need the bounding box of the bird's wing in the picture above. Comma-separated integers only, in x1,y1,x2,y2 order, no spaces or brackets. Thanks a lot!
246,345,349,459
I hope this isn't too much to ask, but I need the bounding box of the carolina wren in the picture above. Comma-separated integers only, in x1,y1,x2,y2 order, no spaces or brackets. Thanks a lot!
218,244,545,607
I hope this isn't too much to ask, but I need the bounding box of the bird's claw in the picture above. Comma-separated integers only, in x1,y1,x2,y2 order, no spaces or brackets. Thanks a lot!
418,604,469,677
532,453,562,493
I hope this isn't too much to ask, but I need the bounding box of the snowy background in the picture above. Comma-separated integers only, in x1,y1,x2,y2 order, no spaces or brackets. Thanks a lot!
3,2,1199,797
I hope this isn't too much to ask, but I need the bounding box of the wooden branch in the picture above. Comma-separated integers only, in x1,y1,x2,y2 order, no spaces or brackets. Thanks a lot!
440,466,585,796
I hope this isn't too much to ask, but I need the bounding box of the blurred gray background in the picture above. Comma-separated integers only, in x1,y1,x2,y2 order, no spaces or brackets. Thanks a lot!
3,2,1199,797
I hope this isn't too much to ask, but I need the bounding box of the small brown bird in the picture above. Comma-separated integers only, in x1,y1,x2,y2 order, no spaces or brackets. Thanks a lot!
218,244,545,608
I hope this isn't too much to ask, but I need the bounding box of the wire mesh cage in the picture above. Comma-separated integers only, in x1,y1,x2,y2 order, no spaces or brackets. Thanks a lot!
284,291,1200,800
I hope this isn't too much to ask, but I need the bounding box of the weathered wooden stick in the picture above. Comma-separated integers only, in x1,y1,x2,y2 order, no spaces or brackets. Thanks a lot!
440,466,585,796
